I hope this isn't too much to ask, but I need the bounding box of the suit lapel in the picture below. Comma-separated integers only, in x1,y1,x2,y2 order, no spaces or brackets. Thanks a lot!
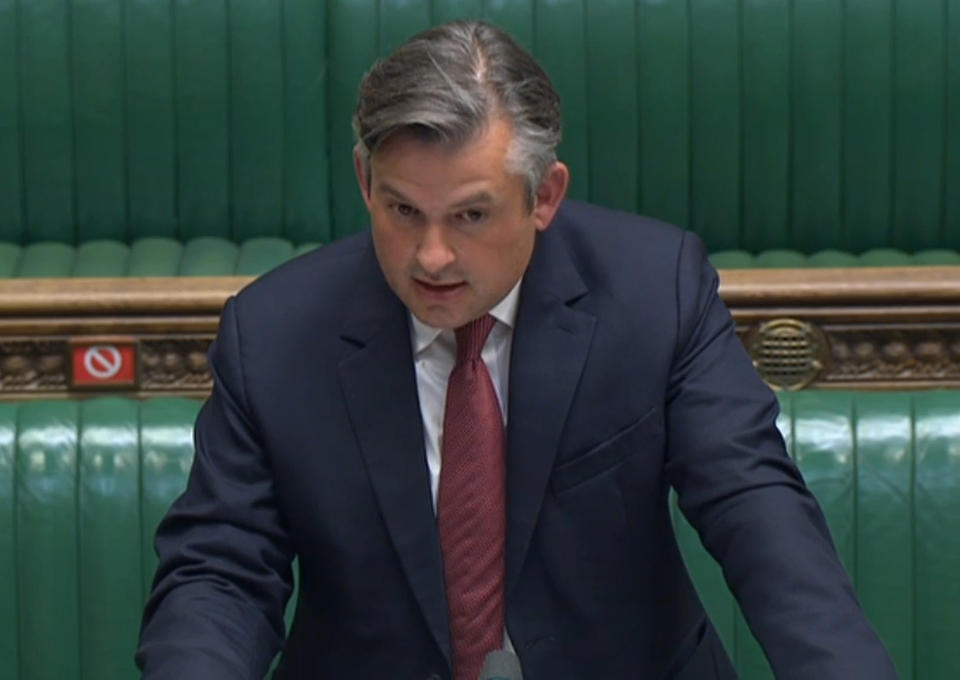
337,246,451,664
505,228,596,595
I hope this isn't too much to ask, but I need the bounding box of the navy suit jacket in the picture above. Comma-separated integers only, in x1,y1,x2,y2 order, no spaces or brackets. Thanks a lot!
137,201,896,679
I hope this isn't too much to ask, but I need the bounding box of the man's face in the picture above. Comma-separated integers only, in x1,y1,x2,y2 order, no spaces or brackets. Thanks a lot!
356,117,565,330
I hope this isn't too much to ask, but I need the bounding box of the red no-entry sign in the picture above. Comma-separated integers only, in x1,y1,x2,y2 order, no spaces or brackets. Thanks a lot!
71,342,137,388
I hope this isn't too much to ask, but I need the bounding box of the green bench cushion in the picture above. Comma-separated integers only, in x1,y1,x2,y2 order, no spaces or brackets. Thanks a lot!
0,238,320,277
1,239,957,277
2,0,958,253
2,392,959,677
709,248,960,268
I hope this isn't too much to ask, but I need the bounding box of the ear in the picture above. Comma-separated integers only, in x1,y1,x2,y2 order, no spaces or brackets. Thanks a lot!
531,162,570,232
353,146,373,209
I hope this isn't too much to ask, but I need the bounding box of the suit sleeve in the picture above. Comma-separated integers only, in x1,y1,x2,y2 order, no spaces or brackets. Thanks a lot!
663,233,897,679
136,297,294,679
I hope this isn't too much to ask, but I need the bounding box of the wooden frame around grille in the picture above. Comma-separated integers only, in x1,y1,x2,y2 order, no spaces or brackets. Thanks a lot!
1,268,958,397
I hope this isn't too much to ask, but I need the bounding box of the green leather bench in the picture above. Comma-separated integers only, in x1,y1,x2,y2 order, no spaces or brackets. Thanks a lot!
2,241,959,278
1,0,957,272
2,391,959,678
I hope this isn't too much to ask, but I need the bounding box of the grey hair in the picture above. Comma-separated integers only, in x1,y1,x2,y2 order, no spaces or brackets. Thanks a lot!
352,20,562,210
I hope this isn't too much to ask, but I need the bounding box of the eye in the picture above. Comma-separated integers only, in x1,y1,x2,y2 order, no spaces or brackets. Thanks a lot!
456,209,486,224
391,203,417,218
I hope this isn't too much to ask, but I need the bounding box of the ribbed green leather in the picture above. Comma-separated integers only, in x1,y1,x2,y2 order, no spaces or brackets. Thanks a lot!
2,0,957,252
675,391,960,679
0,238,320,277
0,403,16,679
4,239,957,278
0,397,296,680
709,247,960,269
1,392,959,677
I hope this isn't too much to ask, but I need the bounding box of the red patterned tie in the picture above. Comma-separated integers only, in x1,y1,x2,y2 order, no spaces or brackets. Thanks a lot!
437,314,506,680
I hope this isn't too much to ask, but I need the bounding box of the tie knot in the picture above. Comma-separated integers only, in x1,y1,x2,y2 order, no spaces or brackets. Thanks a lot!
454,314,496,363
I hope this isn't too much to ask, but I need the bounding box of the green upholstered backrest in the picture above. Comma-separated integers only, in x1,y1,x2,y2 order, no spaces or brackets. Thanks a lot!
2,391,959,678
676,390,960,679
2,0,958,253
0,398,200,680
0,238,319,277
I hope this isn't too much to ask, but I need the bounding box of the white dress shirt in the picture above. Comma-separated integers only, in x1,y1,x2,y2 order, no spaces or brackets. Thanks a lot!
409,280,522,655
409,280,521,512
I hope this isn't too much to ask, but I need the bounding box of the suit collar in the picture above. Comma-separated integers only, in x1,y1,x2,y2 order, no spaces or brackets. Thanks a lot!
338,243,452,664
336,225,597,650
506,225,596,594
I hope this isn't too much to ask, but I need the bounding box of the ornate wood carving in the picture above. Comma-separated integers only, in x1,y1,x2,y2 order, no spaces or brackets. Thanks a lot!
140,338,213,391
0,340,69,391
822,325,960,385
0,268,959,396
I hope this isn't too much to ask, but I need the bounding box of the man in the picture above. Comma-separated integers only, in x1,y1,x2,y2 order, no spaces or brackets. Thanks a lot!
137,20,897,679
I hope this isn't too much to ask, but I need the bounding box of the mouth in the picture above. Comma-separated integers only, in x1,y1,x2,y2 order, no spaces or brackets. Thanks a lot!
414,279,466,298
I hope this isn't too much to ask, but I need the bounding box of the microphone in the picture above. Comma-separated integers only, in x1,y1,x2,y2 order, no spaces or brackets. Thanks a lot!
477,650,523,680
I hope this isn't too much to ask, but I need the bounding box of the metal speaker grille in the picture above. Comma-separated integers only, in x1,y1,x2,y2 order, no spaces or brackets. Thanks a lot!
747,319,829,390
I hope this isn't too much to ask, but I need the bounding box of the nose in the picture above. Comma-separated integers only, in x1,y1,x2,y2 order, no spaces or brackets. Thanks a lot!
416,223,456,276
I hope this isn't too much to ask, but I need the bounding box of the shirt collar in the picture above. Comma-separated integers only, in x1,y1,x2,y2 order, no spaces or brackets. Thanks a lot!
410,278,522,355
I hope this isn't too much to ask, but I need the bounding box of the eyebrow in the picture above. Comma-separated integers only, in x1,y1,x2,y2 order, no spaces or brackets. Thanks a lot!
376,182,411,203
376,182,495,209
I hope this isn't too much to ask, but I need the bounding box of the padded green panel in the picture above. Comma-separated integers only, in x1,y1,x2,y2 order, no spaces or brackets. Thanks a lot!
689,0,740,251
328,0,378,241
948,0,960,247
482,0,534,51
636,0,690,230
127,238,185,277
379,0,431,55
125,0,177,239
805,249,861,267
708,251,756,269
0,0,21,245
432,0,484,24
7,237,960,277
78,399,141,679
231,0,285,241
0,404,17,680
709,248,960,269
139,399,201,603
585,0,639,214
912,249,960,266
791,0,842,251
178,237,239,276
20,0,75,244
16,242,74,277
843,0,893,253
740,0,789,253
73,240,130,277
17,401,81,679
283,0,331,244
72,0,126,242
859,248,915,267
792,392,856,572
0,243,20,277
913,391,960,678
536,0,589,203
236,238,296,276
752,249,808,269
293,242,322,258
853,393,914,679
1,392,959,675
892,0,946,251
175,0,231,240
5,0,960,253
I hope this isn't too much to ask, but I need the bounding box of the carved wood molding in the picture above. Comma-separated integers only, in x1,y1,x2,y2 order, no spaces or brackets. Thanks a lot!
0,268,958,396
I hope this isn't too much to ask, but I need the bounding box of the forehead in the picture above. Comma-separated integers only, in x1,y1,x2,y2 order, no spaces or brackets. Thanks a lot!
370,116,521,200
